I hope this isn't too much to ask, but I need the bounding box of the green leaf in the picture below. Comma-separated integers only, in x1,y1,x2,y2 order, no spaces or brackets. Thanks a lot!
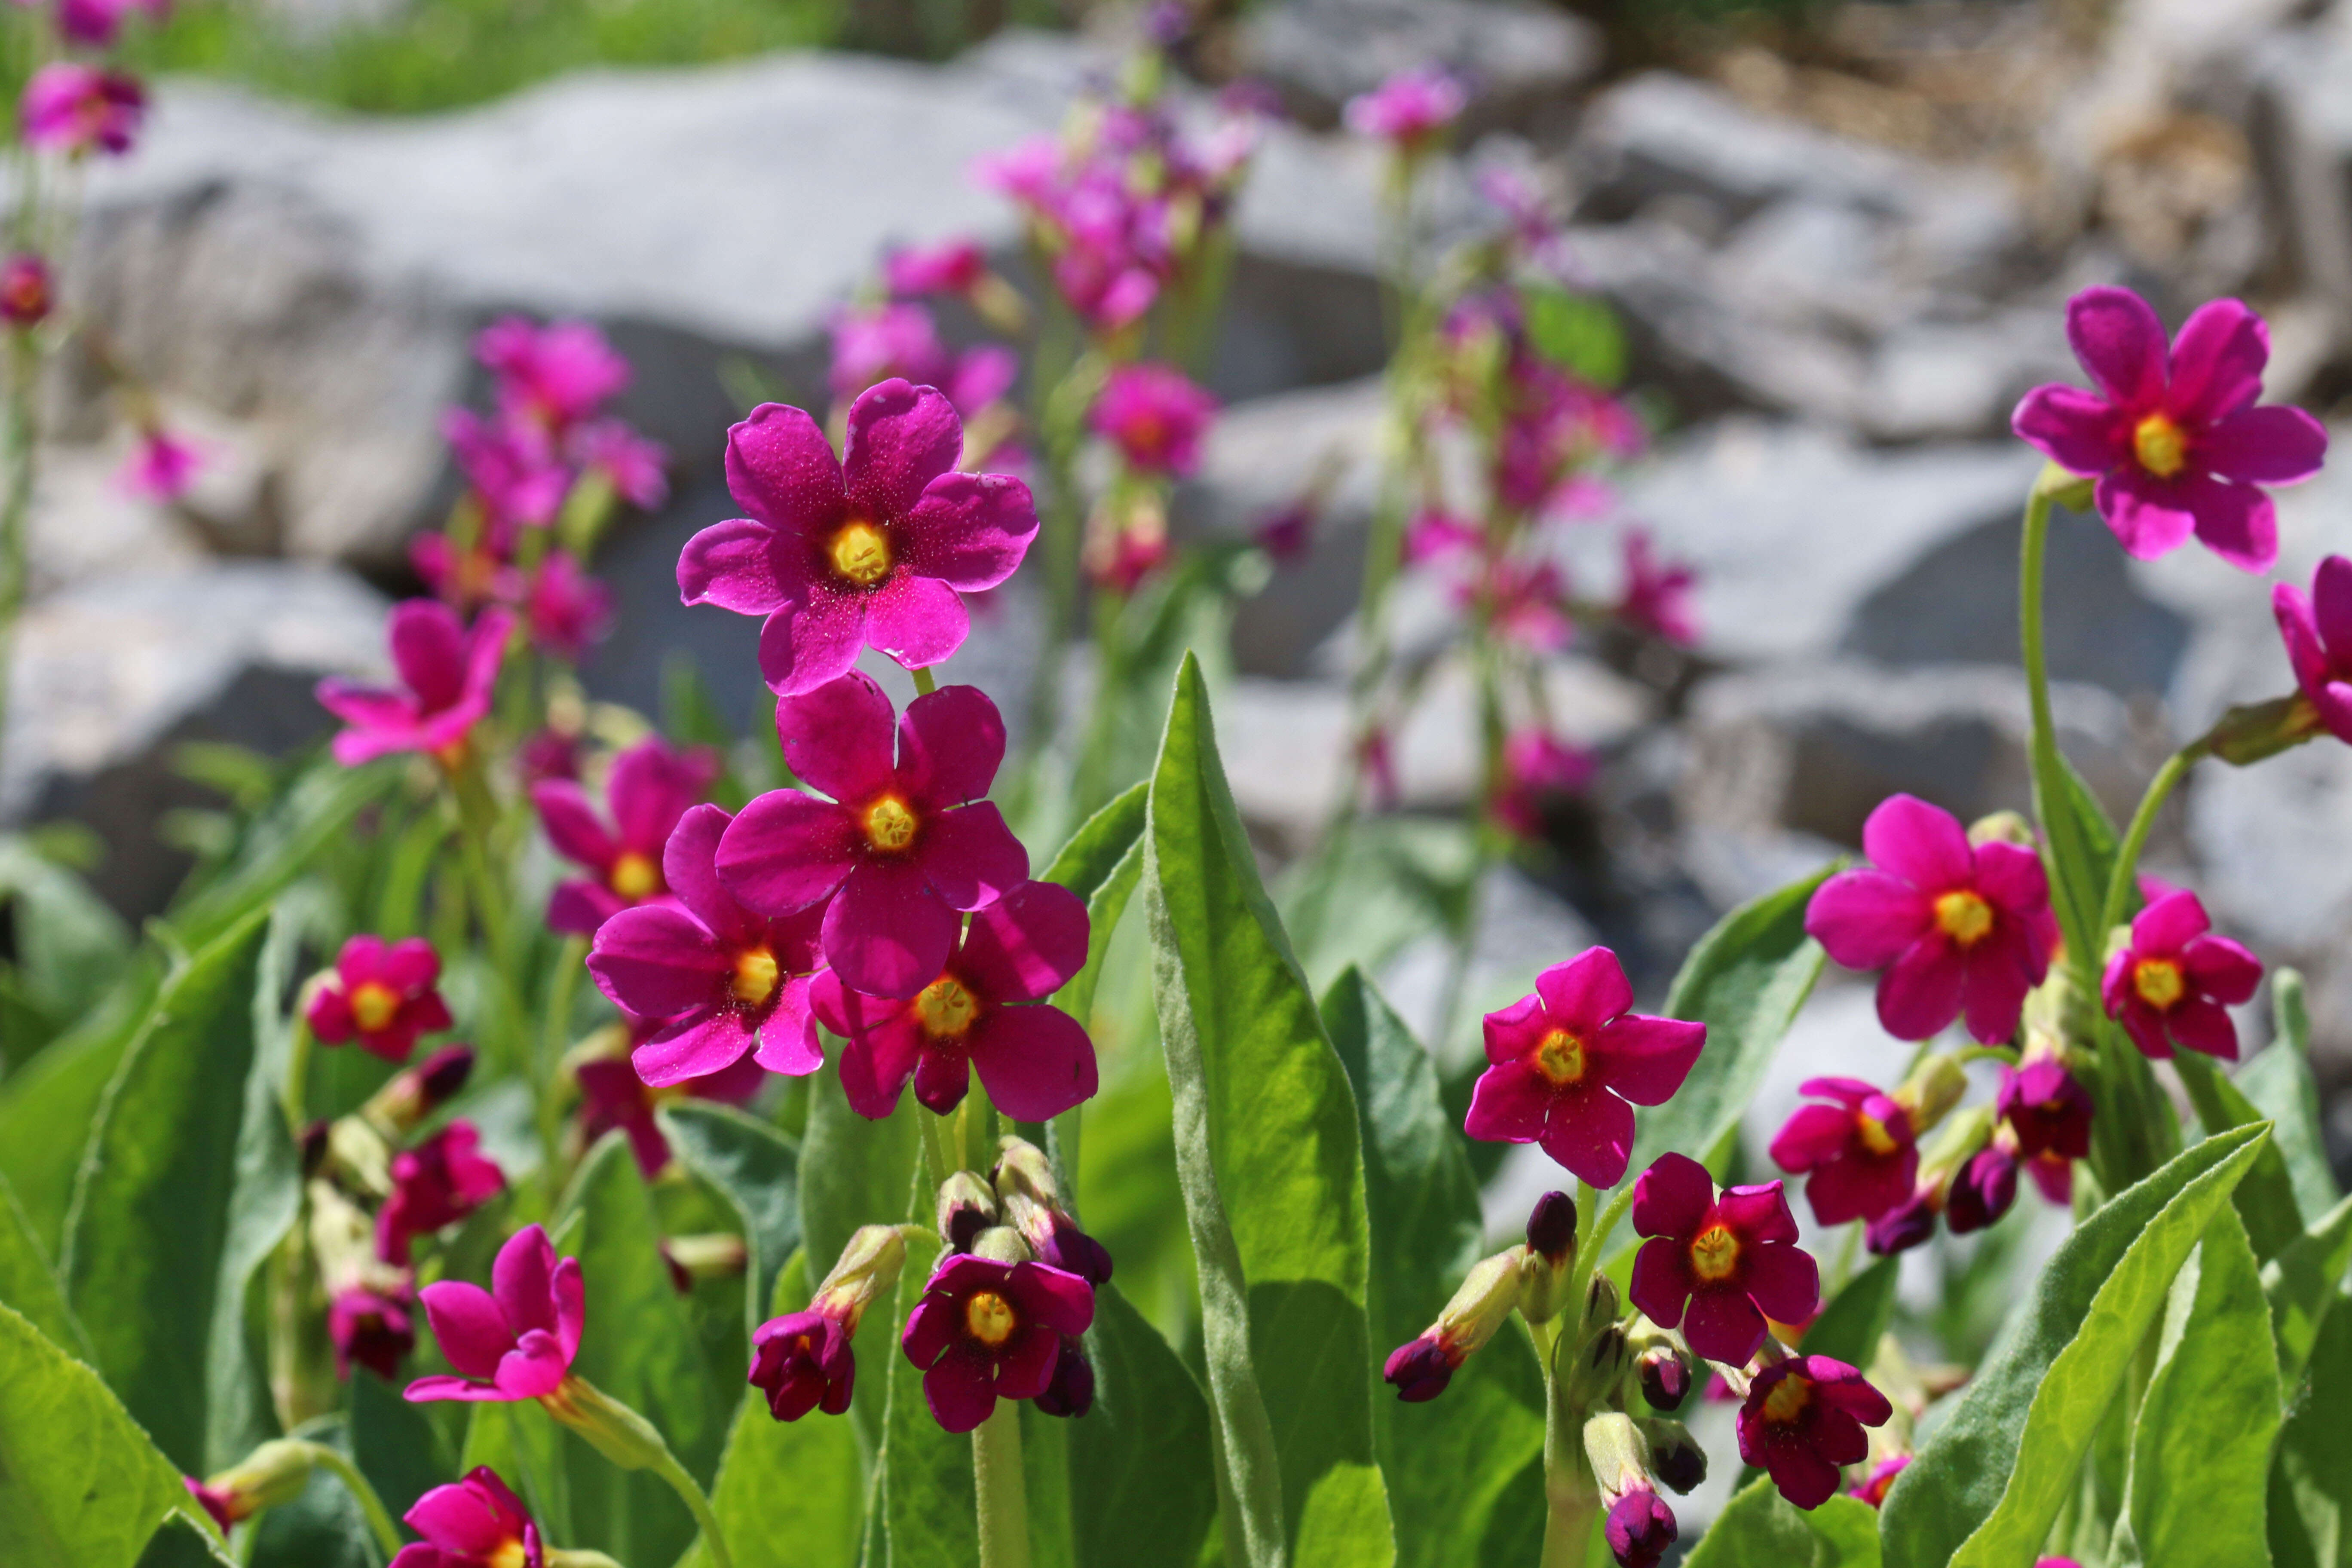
1321,965,1542,1568
0,960,159,1252
460,1400,572,1548
879,1229,977,1568
2263,1192,2352,1388
2041,749,2119,965
1620,867,1831,1190
1801,1255,1900,1371
2113,1208,2278,1568
0,1301,213,1568
2175,1050,2306,1261
1144,655,1390,1568
1522,288,1627,388
0,1169,91,1362
62,910,272,1471
0,837,132,1022
1045,781,1149,1032
796,1053,918,1464
1063,1281,1219,1568
2270,1277,2352,1568
2243,970,2340,1222
1686,1476,1881,1566
349,1368,452,1523
1880,1122,2271,1568
659,1102,802,1344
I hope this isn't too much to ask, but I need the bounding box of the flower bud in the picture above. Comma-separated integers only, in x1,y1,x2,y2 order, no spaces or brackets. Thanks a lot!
1865,1191,1938,1256
969,1224,1032,1266
187,1439,320,1528
1563,1320,1632,1412
1945,1146,2019,1234
993,1141,1113,1284
540,1375,670,1470
1381,1249,1524,1403
1583,1412,1653,1501
1034,1335,1095,1418
2206,693,2324,767
1633,1418,1706,1494
937,1172,999,1253
1894,1052,1967,1133
1517,1191,1577,1325
1636,1344,1694,1412
323,1116,393,1198
811,1224,908,1332
362,1044,477,1135
1966,811,2035,849
1604,1489,1677,1568
2032,461,2095,512
992,1136,1063,1209
660,1233,749,1294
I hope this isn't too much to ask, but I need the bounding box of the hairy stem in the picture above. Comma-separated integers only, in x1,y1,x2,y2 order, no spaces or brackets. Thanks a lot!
652,1449,734,1568
304,1443,405,1565
1538,1329,1598,1568
973,1397,1032,1568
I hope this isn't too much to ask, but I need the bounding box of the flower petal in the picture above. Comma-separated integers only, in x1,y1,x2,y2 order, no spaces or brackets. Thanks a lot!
1628,1239,1693,1332
864,572,971,671
1805,869,1929,971
664,802,758,942
1860,794,1971,891
1959,925,2037,1044
725,402,846,538
1537,1085,1636,1187
1804,1148,1915,1226
2182,934,2262,1005
757,594,870,698
897,683,1007,809
2164,297,2269,427
900,471,1040,591
389,600,470,712
958,880,1088,1003
920,802,1031,912
2131,889,2209,956
2095,468,2199,561
716,791,859,918
2196,403,2327,485
609,738,716,853
493,1329,570,1400
774,671,900,807
1631,1152,1714,1238
2065,285,2168,411
1588,1014,1706,1106
418,1281,511,1378
1464,1060,1551,1143
832,1009,928,1120
587,904,728,1022
970,1004,1099,1122
1481,992,1549,1066
824,858,961,998
1769,1105,1857,1175
754,976,825,1077
2167,995,2239,1060
677,518,793,616
1742,1241,1820,1325
2011,383,2128,475
532,780,618,870
844,379,963,521
1532,948,1634,1033
492,1227,559,1341
1970,841,2049,923
1876,937,1964,1041
2313,556,2352,669
1680,1286,1767,1365
633,1008,753,1087
922,1345,1001,1434
2184,473,2278,573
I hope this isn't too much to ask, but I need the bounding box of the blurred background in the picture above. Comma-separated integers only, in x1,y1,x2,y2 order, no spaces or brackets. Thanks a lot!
8,0,2351,1206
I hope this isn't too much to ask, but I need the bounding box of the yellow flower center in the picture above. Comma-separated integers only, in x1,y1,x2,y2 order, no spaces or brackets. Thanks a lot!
609,851,660,901
2133,413,2188,479
916,977,979,1039
965,1289,1017,1348
1689,1223,1741,1282
1761,1372,1814,1426
2133,958,2185,1010
348,981,401,1034
1933,889,1994,947
829,520,893,585
864,796,919,852
1856,1112,1901,1158
1533,1028,1586,1086
490,1541,531,1568
731,947,780,1007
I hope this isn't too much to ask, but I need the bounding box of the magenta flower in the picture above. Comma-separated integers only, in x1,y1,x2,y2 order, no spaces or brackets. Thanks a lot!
306,935,453,1065
1945,1145,2019,1234
829,303,952,400
390,1467,543,1568
518,726,584,787
184,1476,239,1533
533,736,718,936
716,674,1029,997
1736,1355,1893,1510
20,63,144,156
330,1286,416,1381
586,803,826,1086
1605,1490,1678,1568
2099,888,2261,1060
1479,557,1574,653
1850,1454,1909,1508
1768,1078,1918,1227
1464,948,1706,1187
56,0,168,47
1618,530,1699,646
1805,794,2055,1044
2275,554,2352,744
576,417,669,509
1090,362,1219,478
377,1121,505,1265
316,600,512,768
476,315,629,438
1997,1057,2093,1204
577,1045,762,1179
522,551,612,662
443,408,569,531
1342,67,1465,148
118,428,202,502
1492,727,1596,839
405,1225,584,1403
900,1253,1094,1433
0,253,52,328
1404,508,1479,564
812,879,1096,1121
2012,287,2325,572
676,380,1038,695
1629,1153,1819,1366
749,1308,856,1421
884,238,989,299
411,532,522,616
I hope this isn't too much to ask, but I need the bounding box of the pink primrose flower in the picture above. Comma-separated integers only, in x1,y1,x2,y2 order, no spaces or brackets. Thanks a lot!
0,252,52,327
1090,362,1219,477
1804,794,2055,1044
1492,727,1596,839
476,315,629,438
1849,1455,1909,1508
20,63,144,156
676,381,1038,695
316,600,512,768
900,1252,1094,1433
829,302,952,400
575,1047,762,1180
443,408,569,531
56,0,168,47
2012,287,2325,572
411,533,523,616
1464,948,1705,1187
306,935,454,1065
404,1225,585,1404
533,735,718,936
376,1120,505,1266
812,878,1096,1122
1343,67,1466,147
715,674,1030,997
118,428,202,501
1480,557,1574,652
1618,529,1698,646
1996,1057,2093,1205
2099,888,2261,1060
522,551,612,662
330,1286,416,1381
947,345,1020,422
749,1307,858,1421
1605,1490,1678,1568
391,1467,543,1568
574,417,668,509
1768,1077,1917,1227
1736,1355,1893,1510
1405,508,1480,564
2273,554,2352,744
585,802,827,1086
883,238,989,299
1629,1152,1819,1366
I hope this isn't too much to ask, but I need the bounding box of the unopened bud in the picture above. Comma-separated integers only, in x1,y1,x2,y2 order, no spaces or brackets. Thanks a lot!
969,1224,1032,1266
994,1139,1112,1283
1895,1053,1967,1132
190,1439,318,1526
991,1137,1061,1210
1636,1345,1693,1412
1564,1320,1631,1412
1633,1418,1705,1494
364,1044,477,1135
2032,462,2095,512
1604,1489,1678,1568
1583,1412,1653,1502
811,1224,908,1333
2207,693,2324,768
1518,1191,1578,1324
660,1234,748,1294
324,1117,392,1198
1035,1336,1095,1418
1381,1248,1524,1403
937,1172,999,1253
539,1375,668,1471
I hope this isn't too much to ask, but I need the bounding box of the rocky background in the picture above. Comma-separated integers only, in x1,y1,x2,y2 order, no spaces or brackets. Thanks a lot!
15,0,2352,1190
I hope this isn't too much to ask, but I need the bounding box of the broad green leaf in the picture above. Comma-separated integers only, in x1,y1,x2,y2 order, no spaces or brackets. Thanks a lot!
0,959,159,1251
2175,1050,2305,1260
2263,1192,2352,1387
1801,1255,1900,1372
797,1053,917,1464
349,1368,451,1523
0,1301,211,1567
2270,1278,2352,1568
0,837,132,1021
1620,867,1831,1190
1063,1281,1218,1568
2040,747,2119,968
1045,781,1148,1032
1145,655,1390,1568
1685,1476,1881,1566
0,1168,90,1361
63,910,272,1471
2114,1208,2277,1568
1322,965,1542,1568
2244,971,2340,1221
879,1229,977,1568
1881,1122,2270,1568
659,1102,803,1344
460,1400,571,1549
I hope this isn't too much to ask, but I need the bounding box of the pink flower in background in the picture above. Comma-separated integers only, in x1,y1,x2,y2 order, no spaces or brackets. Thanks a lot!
377,1121,505,1265
576,417,669,509
56,0,168,47
411,533,522,616
2273,554,2352,744
2012,286,2326,573
443,408,568,531
1629,1153,1818,1365
1465,948,1705,1187
946,344,1020,423
0,252,52,327
316,600,512,767
118,428,201,501
1405,508,1480,564
1805,794,2055,1044
477,315,630,437
586,803,827,1085
2099,888,2262,1060
184,1476,239,1533
518,726,584,787
1492,727,1596,839
1255,496,1317,562
813,878,1096,1121
1343,67,1466,147
1736,1355,1893,1510
717,674,1029,997
1618,530,1698,646
1481,557,1574,652
1769,1078,1917,1226
1085,514,1171,595
1996,1057,2093,1204
330,1286,416,1381
521,551,612,662
1850,1455,1908,1507
20,63,145,156
392,1468,543,1568
576,1047,762,1179
901,1253,1094,1433
884,238,989,299
405,1225,584,1403
1090,362,1219,477
829,302,952,399
676,380,1038,694
532,735,717,935
306,935,454,1065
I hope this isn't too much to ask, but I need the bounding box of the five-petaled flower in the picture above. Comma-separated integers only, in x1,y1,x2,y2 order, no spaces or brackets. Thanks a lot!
2275,554,2352,745
119,428,202,502
1806,794,2055,1044
1090,362,1219,478
316,600,512,769
1769,1078,1918,1227
1342,67,1465,149
1736,1355,1893,1510
1491,727,1596,840
812,878,1096,1122
677,380,1038,695
576,1043,763,1179
20,63,145,156
377,1121,506,1266
405,1225,584,1403
306,935,454,1065
1464,947,1706,1187
390,1467,543,1568
533,735,718,936
2012,286,2325,573
476,315,631,439
586,803,827,1086
1629,1152,1819,1366
2100,888,2262,1060
1996,1057,2095,1204
901,1253,1094,1433
717,673,1029,998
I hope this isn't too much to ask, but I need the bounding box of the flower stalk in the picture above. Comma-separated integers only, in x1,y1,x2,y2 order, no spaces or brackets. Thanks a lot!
973,1395,1032,1568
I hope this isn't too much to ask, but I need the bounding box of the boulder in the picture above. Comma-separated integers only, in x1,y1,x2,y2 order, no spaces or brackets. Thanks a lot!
1236,0,1602,137
2248,12,2352,335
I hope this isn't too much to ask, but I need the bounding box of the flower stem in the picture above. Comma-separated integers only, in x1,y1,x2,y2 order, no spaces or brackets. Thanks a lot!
973,1396,1032,1568
912,666,938,698
303,1443,404,1565
2016,479,2081,975
1584,1182,1637,1277
1538,1327,1598,1568
652,1449,735,1568
2094,741,2206,953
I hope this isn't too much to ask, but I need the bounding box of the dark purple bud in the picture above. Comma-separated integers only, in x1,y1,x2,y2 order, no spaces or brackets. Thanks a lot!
1865,1191,1938,1256
1034,1335,1095,1418
1637,1418,1706,1494
1525,1190,1577,1262
417,1044,477,1107
937,1171,998,1254
1638,1347,1692,1412
750,1310,856,1421
1945,1148,2019,1234
1604,1489,1677,1568
1381,1334,1457,1402
299,1119,331,1177
1036,1211,1114,1286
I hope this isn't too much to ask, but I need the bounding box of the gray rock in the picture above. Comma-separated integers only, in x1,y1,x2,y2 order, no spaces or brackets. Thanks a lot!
2248,13,2352,334
1236,0,1602,136
1857,309,2078,444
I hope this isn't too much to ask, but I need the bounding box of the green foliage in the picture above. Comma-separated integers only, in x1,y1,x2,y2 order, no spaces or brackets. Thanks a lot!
659,1102,803,1344
2262,1192,2352,1389
0,836,132,1028
0,1168,89,1362
1686,1476,1881,1566
879,1229,979,1568
1801,1255,1899,1372
2175,1049,2306,1261
2271,1275,2352,1568
1521,288,1627,389
1060,1282,1219,1568
2245,970,2342,1221
796,1054,918,1461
